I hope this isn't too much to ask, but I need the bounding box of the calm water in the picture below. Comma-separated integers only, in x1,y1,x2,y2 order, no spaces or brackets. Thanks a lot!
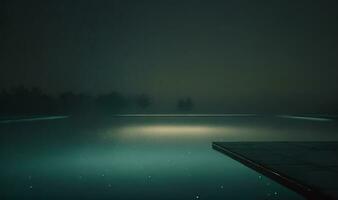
1,115,338,199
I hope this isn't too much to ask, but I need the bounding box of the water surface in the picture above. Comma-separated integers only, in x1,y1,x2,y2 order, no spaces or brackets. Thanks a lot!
1,115,337,199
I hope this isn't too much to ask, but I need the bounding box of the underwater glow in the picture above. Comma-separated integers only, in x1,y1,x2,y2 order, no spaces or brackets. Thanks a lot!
125,125,219,135
114,124,240,138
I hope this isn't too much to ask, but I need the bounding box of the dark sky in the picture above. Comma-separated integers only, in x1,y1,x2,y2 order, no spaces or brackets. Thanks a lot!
1,0,338,112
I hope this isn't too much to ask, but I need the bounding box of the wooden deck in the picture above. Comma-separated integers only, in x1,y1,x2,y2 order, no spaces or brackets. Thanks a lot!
212,142,338,200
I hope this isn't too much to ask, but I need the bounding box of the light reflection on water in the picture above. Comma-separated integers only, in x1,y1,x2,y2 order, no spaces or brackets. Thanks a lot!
114,124,240,138
1,116,337,199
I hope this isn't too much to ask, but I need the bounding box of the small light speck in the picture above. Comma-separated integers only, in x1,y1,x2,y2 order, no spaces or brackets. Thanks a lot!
196,195,200,199
220,185,224,189
108,184,112,188
274,192,278,195
258,175,262,179
102,174,105,177
29,185,33,189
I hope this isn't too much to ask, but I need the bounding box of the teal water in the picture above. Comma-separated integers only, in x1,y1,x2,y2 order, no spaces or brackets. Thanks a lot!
1,115,337,199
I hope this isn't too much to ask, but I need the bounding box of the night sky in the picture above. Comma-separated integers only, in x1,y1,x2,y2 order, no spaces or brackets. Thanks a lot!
1,0,338,112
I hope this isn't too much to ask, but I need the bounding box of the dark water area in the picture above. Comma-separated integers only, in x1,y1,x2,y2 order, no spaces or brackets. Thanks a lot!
1,115,338,199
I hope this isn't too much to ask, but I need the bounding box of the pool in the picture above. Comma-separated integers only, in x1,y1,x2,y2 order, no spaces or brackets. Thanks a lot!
1,115,337,199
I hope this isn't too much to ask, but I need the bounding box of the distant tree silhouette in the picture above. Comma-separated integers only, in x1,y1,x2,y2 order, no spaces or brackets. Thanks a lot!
1,86,338,115
135,94,151,109
0,87,155,116
177,97,194,111
59,92,93,114
0,89,10,114
0,86,54,115
96,92,128,113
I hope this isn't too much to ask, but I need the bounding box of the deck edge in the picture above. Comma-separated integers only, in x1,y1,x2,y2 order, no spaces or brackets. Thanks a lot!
212,142,332,200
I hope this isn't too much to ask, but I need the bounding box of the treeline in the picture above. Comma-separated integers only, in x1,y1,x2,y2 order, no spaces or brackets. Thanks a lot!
0,86,194,116
0,86,152,116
